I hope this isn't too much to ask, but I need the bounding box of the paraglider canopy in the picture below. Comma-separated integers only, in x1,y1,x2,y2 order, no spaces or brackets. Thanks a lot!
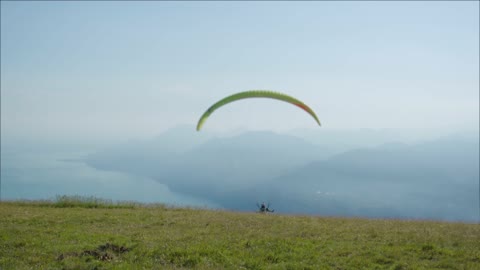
196,90,321,131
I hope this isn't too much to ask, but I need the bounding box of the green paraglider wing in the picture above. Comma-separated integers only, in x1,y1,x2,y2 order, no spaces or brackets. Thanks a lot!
196,90,321,131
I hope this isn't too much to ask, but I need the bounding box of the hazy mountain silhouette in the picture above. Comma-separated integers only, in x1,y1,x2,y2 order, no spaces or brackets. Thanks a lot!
160,131,332,197
87,128,332,198
85,127,479,221
86,125,211,178
227,134,479,221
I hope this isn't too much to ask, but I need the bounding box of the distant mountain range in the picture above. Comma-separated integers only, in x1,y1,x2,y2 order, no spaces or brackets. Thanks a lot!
235,135,479,221
85,126,479,222
87,128,332,195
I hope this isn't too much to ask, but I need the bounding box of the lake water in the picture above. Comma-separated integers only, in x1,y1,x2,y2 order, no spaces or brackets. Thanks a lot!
0,148,220,208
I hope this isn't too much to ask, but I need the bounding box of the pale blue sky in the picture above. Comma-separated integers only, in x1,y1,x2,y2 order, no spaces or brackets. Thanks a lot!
1,1,478,141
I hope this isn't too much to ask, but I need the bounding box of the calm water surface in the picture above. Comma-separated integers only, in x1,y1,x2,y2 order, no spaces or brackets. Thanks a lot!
1,148,219,208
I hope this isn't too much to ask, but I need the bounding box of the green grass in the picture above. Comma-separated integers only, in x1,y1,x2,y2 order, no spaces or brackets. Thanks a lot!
1,196,479,270
7,195,149,209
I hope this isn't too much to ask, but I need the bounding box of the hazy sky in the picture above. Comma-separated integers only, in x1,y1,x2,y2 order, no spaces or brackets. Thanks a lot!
1,1,478,141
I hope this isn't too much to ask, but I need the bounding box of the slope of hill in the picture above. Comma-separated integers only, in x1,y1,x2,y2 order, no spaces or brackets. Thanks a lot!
1,200,479,270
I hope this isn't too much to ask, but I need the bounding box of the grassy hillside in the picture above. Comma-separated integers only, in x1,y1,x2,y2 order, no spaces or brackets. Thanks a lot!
1,197,479,270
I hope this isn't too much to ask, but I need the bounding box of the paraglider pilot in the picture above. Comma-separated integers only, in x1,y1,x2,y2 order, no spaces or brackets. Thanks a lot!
260,202,266,212
258,202,274,213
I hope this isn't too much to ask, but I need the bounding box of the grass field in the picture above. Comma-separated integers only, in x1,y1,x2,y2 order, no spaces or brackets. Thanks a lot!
1,197,479,269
